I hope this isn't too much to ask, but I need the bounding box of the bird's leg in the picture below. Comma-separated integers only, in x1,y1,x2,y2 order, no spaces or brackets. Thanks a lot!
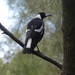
36,45,40,52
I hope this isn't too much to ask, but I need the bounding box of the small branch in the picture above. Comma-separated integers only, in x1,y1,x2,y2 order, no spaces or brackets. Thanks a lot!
0,23,62,70
33,51,62,70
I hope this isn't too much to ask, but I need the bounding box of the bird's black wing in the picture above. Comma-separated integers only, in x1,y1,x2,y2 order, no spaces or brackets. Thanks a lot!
26,18,44,39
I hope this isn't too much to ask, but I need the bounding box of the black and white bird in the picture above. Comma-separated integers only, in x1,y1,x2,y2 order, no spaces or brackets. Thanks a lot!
22,12,51,54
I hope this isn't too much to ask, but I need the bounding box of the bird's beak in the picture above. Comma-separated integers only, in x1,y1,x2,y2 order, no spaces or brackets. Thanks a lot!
45,14,52,17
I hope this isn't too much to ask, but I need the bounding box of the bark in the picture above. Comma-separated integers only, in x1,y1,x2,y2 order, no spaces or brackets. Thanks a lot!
62,0,75,75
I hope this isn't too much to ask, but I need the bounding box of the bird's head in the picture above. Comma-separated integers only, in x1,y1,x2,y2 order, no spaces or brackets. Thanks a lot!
35,12,52,19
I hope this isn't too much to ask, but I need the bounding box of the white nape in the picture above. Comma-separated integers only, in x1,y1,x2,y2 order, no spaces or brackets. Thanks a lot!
26,38,32,48
35,14,41,19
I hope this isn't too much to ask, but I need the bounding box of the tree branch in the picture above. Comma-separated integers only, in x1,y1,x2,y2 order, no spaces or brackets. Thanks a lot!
0,23,62,70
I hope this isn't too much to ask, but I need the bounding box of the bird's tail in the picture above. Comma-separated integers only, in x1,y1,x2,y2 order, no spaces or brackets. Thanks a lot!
22,38,32,54
22,48,32,54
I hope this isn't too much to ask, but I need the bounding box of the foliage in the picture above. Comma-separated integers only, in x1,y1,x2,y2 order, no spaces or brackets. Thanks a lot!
0,52,61,75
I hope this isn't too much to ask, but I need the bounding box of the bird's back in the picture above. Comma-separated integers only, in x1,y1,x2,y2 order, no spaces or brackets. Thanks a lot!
27,18,43,29
26,18,44,39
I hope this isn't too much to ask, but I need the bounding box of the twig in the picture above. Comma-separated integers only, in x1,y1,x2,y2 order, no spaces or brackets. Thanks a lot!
0,23,62,70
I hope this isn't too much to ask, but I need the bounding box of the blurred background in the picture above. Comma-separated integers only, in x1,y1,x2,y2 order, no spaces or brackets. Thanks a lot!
0,0,62,75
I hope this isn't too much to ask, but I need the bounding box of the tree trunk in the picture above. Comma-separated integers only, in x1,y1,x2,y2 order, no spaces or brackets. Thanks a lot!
62,0,75,75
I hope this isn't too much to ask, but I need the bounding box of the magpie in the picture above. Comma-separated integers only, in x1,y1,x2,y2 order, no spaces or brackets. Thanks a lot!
22,12,51,54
